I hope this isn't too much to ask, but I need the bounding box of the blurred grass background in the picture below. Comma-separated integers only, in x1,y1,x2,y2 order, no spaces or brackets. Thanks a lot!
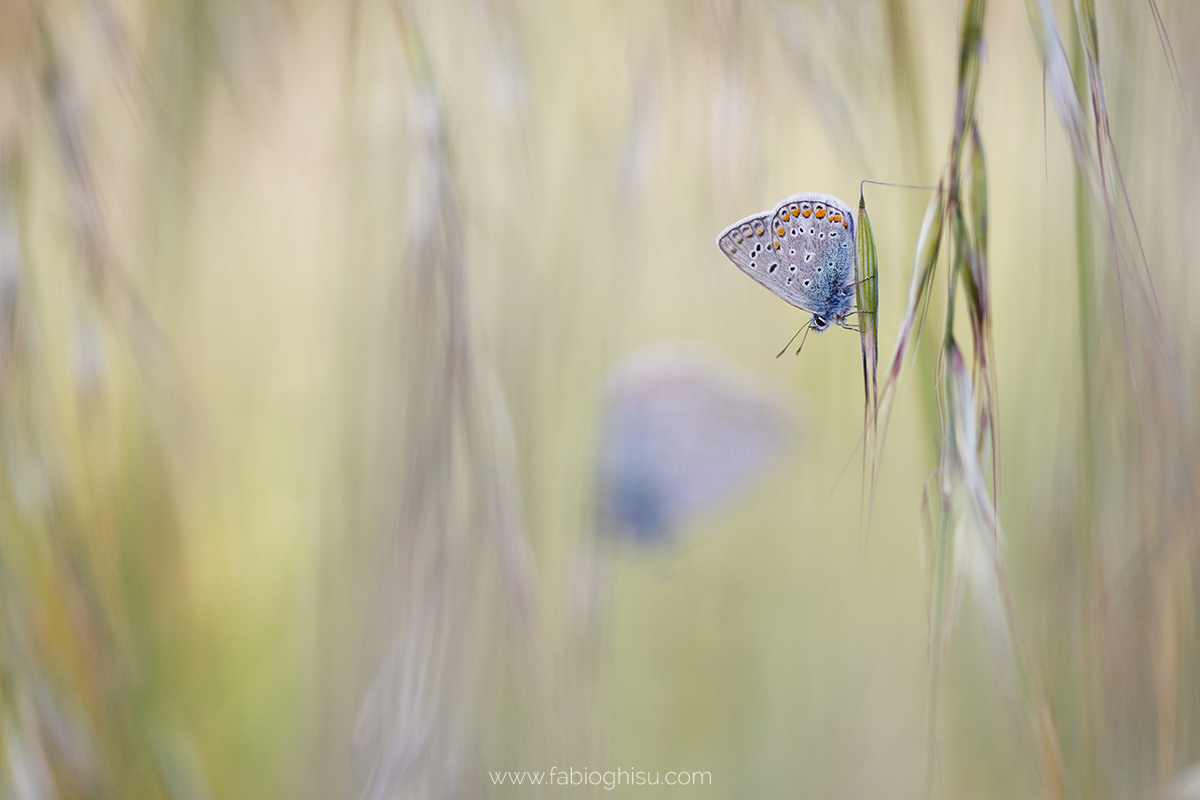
1,0,1198,798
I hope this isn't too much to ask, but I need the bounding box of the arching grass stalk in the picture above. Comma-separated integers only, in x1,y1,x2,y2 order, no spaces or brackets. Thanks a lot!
859,0,1058,796
345,8,549,798
1027,0,1195,795
915,0,1070,792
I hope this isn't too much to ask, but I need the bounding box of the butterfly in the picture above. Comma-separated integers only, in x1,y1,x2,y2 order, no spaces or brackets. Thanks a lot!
596,345,792,543
716,193,858,335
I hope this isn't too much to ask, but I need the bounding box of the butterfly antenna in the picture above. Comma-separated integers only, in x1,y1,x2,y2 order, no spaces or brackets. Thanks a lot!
793,322,814,355
859,179,938,194
776,319,812,359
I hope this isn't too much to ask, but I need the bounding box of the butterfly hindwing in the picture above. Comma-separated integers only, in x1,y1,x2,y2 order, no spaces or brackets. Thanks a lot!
770,193,856,318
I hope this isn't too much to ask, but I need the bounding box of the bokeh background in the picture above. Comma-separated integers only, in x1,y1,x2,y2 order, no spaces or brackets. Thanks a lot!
1,0,1198,798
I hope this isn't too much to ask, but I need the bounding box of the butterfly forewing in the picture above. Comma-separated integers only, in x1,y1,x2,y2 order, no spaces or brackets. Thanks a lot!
717,211,817,312
715,213,773,283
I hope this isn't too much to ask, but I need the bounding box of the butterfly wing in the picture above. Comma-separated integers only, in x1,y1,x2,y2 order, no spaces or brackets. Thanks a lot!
716,210,821,313
717,193,857,318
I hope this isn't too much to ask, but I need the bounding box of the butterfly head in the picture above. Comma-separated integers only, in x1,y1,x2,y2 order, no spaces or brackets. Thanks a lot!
810,314,831,332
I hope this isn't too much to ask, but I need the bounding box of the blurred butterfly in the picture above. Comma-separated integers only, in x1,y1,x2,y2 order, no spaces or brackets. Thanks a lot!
595,344,795,543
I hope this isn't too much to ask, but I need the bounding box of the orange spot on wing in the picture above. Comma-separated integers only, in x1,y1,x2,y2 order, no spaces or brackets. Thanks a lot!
776,226,785,236
815,207,826,218
756,226,765,236
801,208,811,218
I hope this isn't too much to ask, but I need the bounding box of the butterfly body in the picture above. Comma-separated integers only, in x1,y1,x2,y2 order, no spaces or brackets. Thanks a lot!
716,192,857,331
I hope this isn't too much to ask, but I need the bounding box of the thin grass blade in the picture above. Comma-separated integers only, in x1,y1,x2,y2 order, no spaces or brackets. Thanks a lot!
855,192,879,449
880,179,945,409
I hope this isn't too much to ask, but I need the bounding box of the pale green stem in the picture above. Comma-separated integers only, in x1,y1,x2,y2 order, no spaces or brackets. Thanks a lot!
1070,1,1096,795
923,490,955,800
